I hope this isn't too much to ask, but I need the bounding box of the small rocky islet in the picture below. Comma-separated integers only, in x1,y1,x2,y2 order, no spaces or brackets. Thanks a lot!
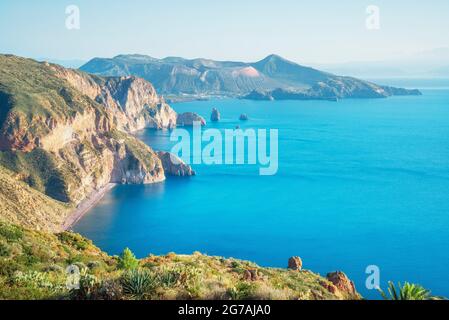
211,108,221,122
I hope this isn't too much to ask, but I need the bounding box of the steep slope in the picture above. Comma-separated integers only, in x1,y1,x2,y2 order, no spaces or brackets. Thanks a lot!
0,166,70,231
0,55,180,229
80,54,421,101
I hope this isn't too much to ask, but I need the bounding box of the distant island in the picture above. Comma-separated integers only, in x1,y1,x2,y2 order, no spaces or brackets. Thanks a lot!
80,54,421,102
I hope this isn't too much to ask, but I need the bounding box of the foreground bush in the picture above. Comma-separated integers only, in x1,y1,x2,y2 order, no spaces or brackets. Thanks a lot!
118,248,139,270
379,282,443,300
121,269,156,298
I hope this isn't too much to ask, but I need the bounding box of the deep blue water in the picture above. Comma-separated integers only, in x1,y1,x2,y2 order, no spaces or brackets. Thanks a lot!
74,79,449,299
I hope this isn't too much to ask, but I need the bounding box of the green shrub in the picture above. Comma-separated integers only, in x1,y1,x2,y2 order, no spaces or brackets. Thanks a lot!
0,241,11,257
58,232,90,251
12,271,54,289
0,259,23,277
118,248,139,270
379,282,435,300
227,282,257,300
0,223,23,241
66,254,84,265
184,267,203,298
120,269,156,298
154,265,203,297
71,271,100,300
157,266,183,288
17,245,40,266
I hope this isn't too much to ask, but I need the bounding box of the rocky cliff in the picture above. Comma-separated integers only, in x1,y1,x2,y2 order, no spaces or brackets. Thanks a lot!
0,55,183,230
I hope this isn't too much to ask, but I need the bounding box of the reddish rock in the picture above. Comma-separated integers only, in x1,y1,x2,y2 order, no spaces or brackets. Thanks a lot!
320,280,338,294
243,269,259,281
326,271,356,295
288,256,303,271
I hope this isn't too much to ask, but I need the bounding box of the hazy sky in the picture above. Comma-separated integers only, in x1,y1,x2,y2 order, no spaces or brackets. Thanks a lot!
0,0,448,64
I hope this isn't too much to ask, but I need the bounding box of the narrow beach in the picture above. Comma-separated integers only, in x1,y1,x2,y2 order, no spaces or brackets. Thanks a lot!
62,183,117,231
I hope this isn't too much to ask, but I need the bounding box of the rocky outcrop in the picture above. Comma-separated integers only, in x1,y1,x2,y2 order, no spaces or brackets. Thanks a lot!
176,112,206,126
211,108,221,122
157,151,195,177
51,64,178,132
317,271,360,300
239,114,249,121
325,271,357,297
288,256,303,271
243,269,260,281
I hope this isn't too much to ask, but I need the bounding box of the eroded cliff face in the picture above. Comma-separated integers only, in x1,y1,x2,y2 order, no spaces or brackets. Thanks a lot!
0,55,168,208
51,64,178,132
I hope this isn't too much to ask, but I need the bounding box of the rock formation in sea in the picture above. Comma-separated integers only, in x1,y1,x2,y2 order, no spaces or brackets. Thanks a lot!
157,151,196,176
211,108,221,122
239,114,249,121
176,112,206,126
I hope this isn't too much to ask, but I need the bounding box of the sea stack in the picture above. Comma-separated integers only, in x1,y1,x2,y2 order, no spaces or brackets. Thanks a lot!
239,114,249,121
157,151,196,177
176,112,206,126
211,108,220,122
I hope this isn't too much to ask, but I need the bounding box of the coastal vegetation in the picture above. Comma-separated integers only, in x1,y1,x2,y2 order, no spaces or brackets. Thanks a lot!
0,221,360,300
379,282,442,300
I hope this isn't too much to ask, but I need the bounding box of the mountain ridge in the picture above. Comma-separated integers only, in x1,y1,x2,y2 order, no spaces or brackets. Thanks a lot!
80,54,421,101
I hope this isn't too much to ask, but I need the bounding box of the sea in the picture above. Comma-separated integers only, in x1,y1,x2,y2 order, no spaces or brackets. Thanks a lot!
74,78,449,299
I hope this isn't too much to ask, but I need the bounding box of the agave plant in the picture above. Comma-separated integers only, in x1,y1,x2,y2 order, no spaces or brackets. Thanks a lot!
120,269,156,298
379,281,433,300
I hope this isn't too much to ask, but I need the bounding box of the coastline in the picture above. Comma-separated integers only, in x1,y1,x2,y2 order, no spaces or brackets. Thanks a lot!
62,183,117,231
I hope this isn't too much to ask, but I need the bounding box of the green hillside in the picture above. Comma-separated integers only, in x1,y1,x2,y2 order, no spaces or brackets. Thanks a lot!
0,221,358,300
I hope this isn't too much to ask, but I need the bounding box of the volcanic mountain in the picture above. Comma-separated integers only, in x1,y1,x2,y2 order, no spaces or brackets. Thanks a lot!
80,54,421,101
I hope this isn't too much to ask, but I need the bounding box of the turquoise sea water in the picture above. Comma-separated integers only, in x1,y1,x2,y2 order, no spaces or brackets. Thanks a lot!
74,79,449,299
